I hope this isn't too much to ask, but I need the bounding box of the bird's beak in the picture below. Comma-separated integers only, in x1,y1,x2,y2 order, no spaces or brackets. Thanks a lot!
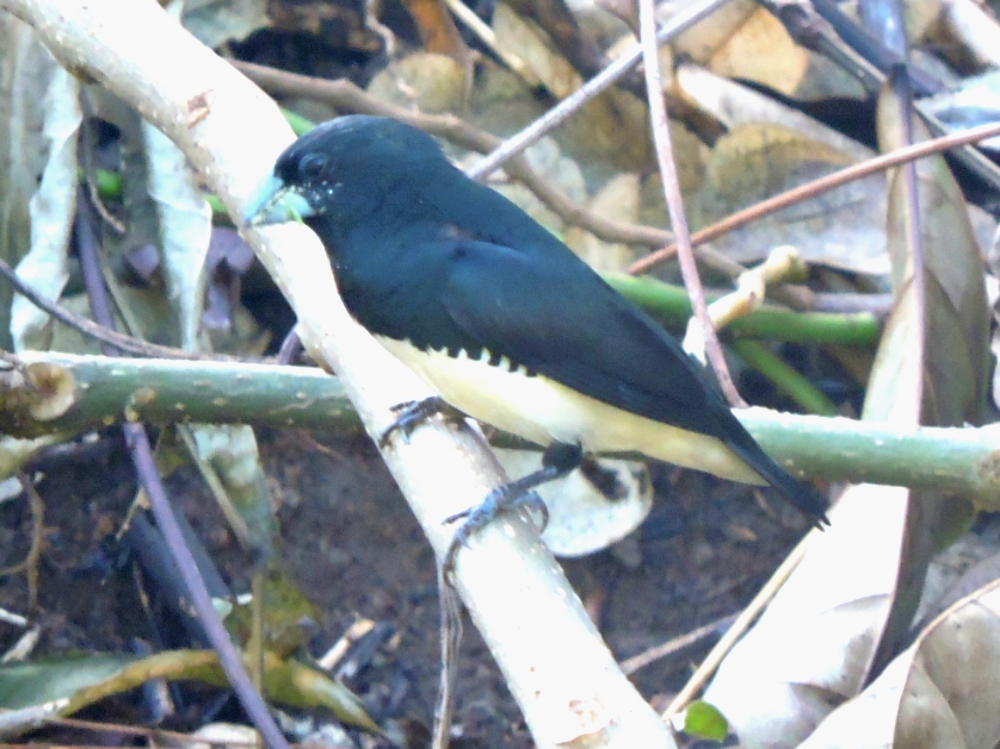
243,174,317,228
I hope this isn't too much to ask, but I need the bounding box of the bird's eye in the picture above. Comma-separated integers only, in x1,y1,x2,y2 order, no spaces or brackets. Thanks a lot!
298,153,328,181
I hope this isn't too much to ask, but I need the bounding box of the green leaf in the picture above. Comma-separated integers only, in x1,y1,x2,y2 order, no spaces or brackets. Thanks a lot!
0,649,379,738
682,700,729,741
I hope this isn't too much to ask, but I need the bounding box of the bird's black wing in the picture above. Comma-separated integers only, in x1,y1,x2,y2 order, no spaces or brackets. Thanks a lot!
437,239,733,439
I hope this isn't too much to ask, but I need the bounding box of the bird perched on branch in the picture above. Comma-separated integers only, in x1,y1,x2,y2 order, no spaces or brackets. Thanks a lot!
246,115,829,564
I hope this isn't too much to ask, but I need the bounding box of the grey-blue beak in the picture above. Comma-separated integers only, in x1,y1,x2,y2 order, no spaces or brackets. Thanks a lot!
243,173,316,228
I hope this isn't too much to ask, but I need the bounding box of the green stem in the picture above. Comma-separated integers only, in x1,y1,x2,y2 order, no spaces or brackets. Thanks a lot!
4,353,361,437
605,274,882,347
280,107,316,136
731,339,838,416
8,353,1000,506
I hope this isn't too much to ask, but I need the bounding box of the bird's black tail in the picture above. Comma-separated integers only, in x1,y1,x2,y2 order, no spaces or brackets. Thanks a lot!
723,428,830,528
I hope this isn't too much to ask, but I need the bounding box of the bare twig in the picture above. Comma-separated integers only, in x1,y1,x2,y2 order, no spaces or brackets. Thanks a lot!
662,529,818,717
0,255,207,360
465,0,734,181
702,246,805,332
620,614,735,676
627,119,1000,275
638,0,744,406
43,716,260,746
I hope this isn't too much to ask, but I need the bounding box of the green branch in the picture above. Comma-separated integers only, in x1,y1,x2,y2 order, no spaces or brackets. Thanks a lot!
731,339,838,416
7,353,1000,506
604,274,882,347
4,353,362,437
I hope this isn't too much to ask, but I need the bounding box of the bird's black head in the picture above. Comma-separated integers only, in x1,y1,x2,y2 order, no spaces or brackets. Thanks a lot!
274,116,446,189
245,116,453,234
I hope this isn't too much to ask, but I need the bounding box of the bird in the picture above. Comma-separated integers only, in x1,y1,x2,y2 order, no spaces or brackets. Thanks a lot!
245,115,829,559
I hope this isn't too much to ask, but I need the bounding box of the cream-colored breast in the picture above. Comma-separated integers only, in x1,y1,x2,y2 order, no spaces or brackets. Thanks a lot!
376,336,764,485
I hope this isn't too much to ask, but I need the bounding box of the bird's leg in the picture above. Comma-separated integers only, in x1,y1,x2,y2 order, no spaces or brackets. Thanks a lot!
443,442,583,575
578,455,629,500
378,396,468,448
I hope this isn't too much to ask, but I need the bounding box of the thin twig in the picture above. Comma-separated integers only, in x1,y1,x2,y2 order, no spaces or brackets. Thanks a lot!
0,255,206,360
44,716,261,746
620,613,736,676
628,119,1000,275
701,245,804,333
465,0,735,181
662,529,818,717
638,0,744,406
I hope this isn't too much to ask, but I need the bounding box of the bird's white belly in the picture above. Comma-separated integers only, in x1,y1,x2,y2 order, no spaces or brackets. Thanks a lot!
377,337,763,485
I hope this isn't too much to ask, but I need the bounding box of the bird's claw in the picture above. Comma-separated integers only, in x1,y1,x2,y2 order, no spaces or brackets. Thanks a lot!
378,396,465,449
442,488,549,578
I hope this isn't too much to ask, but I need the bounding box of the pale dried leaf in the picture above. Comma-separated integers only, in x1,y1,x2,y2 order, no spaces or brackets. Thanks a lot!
676,64,873,159
921,71,1000,153
493,2,581,98
565,172,642,272
189,423,275,558
857,87,991,678
870,91,989,429
669,0,757,61
0,19,79,351
495,449,652,558
142,120,212,351
703,485,909,748
800,578,1000,749
492,2,650,170
693,121,889,274
10,63,78,352
366,52,468,114
706,6,865,101
935,0,1000,70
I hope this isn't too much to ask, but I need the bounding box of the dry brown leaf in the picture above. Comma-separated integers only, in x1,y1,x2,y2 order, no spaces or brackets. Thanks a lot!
492,2,651,170
366,51,468,114
692,122,890,274
565,172,642,272
800,577,1000,748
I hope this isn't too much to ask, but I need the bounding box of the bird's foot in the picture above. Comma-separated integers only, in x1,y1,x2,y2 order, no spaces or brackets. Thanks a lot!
442,486,549,577
378,396,466,448
441,442,583,576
